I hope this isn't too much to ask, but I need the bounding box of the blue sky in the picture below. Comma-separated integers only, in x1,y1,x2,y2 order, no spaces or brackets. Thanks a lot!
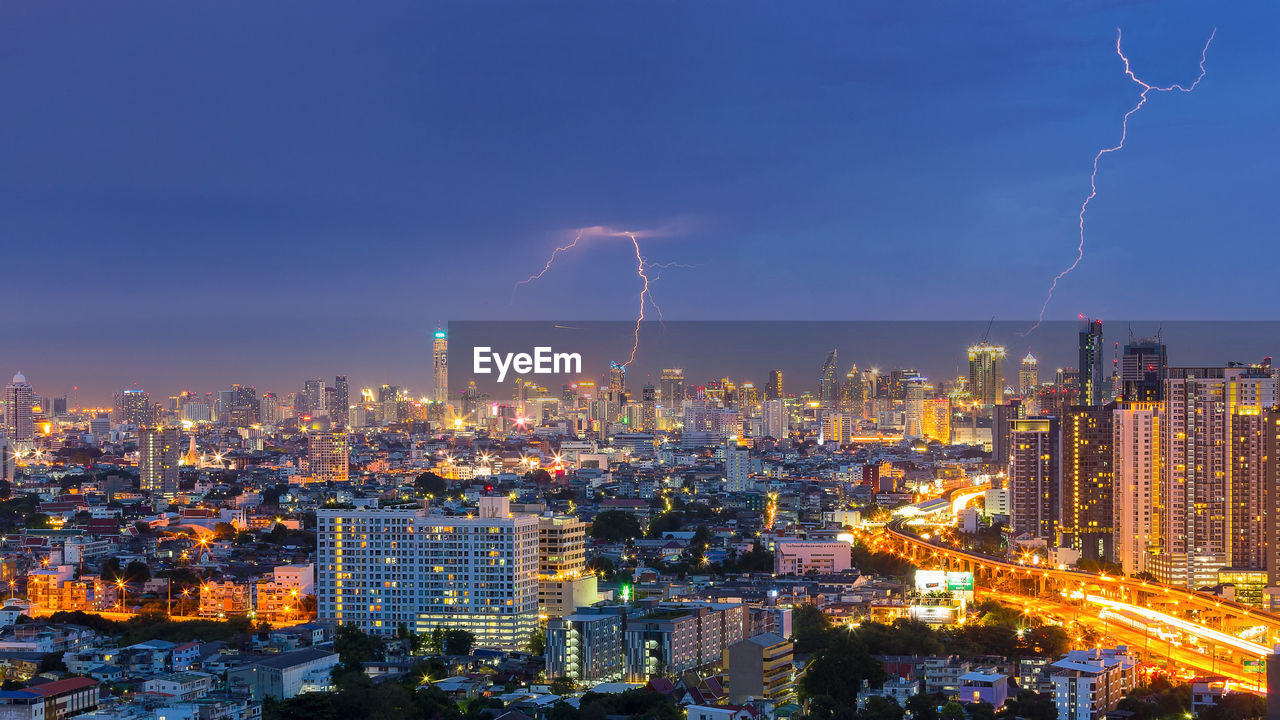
1,2,1274,400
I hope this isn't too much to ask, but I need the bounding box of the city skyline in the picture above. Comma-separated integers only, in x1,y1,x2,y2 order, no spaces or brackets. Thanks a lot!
2,3,1277,392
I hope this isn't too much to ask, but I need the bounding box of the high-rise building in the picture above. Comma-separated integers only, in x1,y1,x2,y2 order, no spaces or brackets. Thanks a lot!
967,344,1005,406
1059,405,1113,562
1154,367,1275,589
1120,336,1167,402
1008,417,1059,541
922,398,951,444
0,437,14,485
1019,353,1039,397
737,382,760,419
302,379,324,418
763,398,787,439
331,376,350,427
1078,318,1106,406
546,611,624,683
991,401,1025,470
839,365,865,417
1264,408,1280,586
259,393,284,426
115,389,151,428
433,328,448,404
139,426,180,494
3,373,35,441
726,445,750,493
725,633,796,705
903,377,930,439
624,602,745,681
1113,402,1161,576
316,499,538,648
659,368,685,410
307,430,349,482
640,384,657,432
537,515,597,619
765,370,783,401
819,350,839,409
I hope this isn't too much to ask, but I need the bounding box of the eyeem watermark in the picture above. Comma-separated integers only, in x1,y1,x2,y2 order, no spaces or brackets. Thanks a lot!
473,346,582,382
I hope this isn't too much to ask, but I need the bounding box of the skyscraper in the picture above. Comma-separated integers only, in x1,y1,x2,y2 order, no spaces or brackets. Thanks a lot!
1059,406,1113,562
308,430,349,482
115,389,152,428
1155,367,1275,589
1078,318,1105,406
1113,402,1161,577
433,328,448,403
1008,417,1059,541
819,350,839,409
765,370,783,400
640,384,657,432
331,375,350,427
763,398,787,439
3,373,35,441
967,344,1005,406
903,376,929,439
1019,353,1038,397
839,365,865,417
659,368,685,407
1120,336,1167,402
302,378,324,417
139,426,180,494
538,514,597,619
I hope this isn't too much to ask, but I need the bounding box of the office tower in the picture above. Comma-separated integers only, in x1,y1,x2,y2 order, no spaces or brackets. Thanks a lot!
725,633,796,705
922,398,951,444
302,379,324,417
1008,417,1059,541
546,612,624,683
378,384,401,425
765,370,783,400
0,437,13,484
1120,336,1167,402
3,373,35,441
1078,318,1105,406
331,376,349,427
115,389,151,428
258,393,283,426
819,349,839,408
538,515,597,619
737,382,760,419
1113,402,1161,576
839,365,865,417
967,344,1005,406
1019,353,1038,397
50,397,67,419
307,430,349,482
903,377,929,438
225,384,258,427
887,369,921,402
1059,406,1114,562
726,445,750,492
639,384,656,432
1155,367,1275,589
991,401,1024,470
659,368,685,408
139,427,180,494
432,328,448,404
763,399,787,439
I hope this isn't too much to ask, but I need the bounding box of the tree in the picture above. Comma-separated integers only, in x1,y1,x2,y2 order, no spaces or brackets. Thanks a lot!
798,632,886,705
549,677,576,696
427,626,445,655
211,522,237,540
589,510,643,542
940,701,966,720
124,560,151,584
335,625,386,668
791,603,832,654
860,696,904,720
1200,692,1266,720
443,629,474,655
528,627,546,655
997,690,1056,720
38,652,67,673
414,472,448,496
965,701,996,720
24,513,51,530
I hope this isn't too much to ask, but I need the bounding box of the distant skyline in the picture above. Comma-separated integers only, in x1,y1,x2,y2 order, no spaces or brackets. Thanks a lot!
2,2,1276,398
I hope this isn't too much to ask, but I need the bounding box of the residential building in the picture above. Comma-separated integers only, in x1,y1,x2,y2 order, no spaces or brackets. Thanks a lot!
545,611,624,683
724,633,795,705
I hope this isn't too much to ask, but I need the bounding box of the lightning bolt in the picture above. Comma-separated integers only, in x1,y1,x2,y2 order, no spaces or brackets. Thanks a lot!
1024,27,1215,335
515,227,691,367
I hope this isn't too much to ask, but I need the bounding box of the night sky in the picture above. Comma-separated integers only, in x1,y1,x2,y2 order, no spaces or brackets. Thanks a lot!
2,2,1275,403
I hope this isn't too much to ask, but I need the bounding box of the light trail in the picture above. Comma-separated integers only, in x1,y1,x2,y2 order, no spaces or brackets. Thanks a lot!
1086,594,1269,657
1025,28,1216,335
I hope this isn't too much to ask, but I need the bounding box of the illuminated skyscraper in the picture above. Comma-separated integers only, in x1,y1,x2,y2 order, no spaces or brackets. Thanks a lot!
903,377,929,439
922,398,951,444
1155,367,1275,589
640,384,657,432
259,393,284,426
819,350,839,409
433,328,448,403
659,368,684,407
332,375,349,427
115,388,152,428
1008,417,1059,541
1019,353,1038,397
765,370,783,400
737,382,760,419
2,372,35,441
308,429,349,482
763,398,787,439
139,426,180,494
967,344,1005,406
1078,318,1105,406
839,365,865,417
1113,401,1161,576
302,378,324,417
1059,405,1113,562
1120,336,1167,402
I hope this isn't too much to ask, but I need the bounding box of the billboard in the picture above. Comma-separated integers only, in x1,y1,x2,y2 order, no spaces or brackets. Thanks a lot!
914,570,974,601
